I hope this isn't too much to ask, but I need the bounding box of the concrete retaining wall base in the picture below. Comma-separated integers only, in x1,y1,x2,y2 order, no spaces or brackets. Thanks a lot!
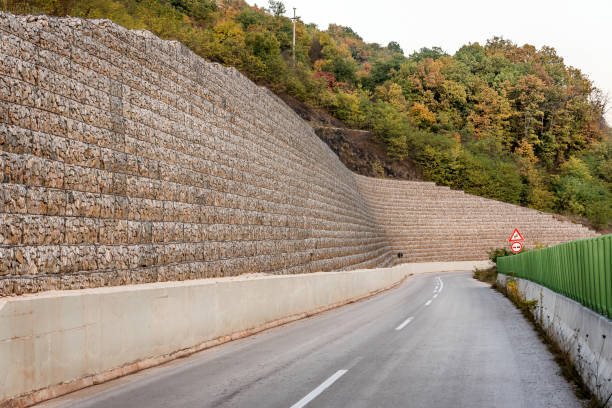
1,261,490,407
3,273,405,408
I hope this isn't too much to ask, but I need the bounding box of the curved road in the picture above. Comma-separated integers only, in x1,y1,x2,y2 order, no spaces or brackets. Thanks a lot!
39,272,582,408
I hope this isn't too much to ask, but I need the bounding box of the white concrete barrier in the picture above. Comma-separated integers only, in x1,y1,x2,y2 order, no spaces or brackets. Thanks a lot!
497,274,612,404
0,261,489,407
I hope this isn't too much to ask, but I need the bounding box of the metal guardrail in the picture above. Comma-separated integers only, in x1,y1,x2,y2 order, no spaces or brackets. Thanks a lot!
498,234,612,319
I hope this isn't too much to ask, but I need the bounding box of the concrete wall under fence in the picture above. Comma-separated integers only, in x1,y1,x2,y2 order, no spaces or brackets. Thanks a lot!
0,261,489,407
497,274,612,404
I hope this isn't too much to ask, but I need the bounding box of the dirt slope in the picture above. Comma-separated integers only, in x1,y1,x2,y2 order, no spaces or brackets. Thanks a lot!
278,93,421,180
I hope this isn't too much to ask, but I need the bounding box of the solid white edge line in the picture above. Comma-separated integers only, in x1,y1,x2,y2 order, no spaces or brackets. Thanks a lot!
425,299,432,306
290,370,348,408
395,316,414,331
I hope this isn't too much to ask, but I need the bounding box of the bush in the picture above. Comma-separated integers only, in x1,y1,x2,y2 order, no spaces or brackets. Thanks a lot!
553,158,611,227
488,247,514,264
473,266,497,284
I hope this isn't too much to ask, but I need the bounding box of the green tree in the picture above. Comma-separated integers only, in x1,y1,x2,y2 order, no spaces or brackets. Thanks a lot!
268,0,285,16
1,0,609,229
387,41,403,54
409,46,447,62
553,157,611,227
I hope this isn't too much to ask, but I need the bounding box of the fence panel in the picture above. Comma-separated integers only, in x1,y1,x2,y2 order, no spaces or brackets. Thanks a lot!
498,234,612,319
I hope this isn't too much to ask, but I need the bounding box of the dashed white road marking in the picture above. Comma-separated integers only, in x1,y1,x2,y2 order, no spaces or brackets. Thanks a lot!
290,370,348,408
433,277,443,294
395,276,443,333
395,316,414,331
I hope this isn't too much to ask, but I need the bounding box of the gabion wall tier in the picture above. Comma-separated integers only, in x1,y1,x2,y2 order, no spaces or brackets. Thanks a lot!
355,176,598,264
0,13,598,296
0,13,396,296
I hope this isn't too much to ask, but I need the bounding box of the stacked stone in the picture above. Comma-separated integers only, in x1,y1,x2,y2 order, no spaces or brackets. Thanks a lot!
0,13,395,296
355,176,599,262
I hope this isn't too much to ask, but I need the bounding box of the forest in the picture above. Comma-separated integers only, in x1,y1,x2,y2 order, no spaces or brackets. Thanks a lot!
3,0,611,229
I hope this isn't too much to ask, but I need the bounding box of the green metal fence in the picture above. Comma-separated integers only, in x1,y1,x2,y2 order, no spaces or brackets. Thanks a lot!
497,234,612,319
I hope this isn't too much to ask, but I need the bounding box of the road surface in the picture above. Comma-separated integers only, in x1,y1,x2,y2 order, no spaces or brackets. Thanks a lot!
39,272,582,408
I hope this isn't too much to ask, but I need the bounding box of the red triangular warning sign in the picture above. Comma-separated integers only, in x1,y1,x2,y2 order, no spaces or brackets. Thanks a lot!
509,228,524,242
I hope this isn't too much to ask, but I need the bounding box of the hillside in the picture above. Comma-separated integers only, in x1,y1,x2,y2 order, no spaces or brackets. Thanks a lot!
278,93,421,179
3,0,611,229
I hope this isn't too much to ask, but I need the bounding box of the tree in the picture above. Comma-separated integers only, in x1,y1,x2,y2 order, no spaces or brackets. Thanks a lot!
2,0,609,229
387,41,403,55
553,157,611,227
511,74,546,144
362,53,405,90
409,46,447,62
409,103,436,129
467,86,510,141
268,0,285,16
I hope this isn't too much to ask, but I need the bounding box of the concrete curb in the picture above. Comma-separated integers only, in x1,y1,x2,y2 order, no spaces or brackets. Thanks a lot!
2,273,407,408
497,274,612,405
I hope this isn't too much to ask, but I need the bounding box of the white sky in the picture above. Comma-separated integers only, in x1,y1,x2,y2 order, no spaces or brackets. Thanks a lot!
280,0,612,124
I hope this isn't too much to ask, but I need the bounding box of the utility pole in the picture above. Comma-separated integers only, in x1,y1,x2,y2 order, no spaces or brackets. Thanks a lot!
291,7,300,67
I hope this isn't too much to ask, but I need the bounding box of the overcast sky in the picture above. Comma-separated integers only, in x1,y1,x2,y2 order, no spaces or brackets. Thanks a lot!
279,0,612,124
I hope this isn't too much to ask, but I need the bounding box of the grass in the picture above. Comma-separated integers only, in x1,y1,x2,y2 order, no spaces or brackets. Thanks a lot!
472,266,498,284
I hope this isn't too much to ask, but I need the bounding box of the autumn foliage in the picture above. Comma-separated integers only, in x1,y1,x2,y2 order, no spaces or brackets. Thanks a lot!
3,0,611,228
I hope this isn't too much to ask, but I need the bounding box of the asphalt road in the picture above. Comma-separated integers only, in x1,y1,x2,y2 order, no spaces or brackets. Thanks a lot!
39,272,583,408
